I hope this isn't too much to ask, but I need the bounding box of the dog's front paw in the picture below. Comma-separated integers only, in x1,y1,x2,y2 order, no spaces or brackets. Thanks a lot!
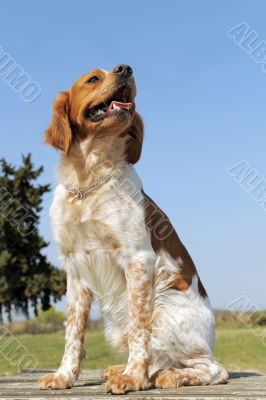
38,373,73,390
103,364,126,381
106,373,150,394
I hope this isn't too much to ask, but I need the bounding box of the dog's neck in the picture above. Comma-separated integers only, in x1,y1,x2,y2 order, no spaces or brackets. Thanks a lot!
57,134,127,189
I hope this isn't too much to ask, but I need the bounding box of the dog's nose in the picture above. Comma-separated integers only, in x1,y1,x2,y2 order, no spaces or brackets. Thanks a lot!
113,64,133,78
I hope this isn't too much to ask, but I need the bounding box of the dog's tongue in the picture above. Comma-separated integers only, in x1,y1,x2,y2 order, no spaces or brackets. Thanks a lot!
109,101,132,111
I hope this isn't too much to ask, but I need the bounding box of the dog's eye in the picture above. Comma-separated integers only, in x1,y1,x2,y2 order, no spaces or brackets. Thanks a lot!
87,76,99,83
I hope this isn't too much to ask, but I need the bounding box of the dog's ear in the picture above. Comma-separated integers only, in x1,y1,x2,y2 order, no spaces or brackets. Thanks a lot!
125,112,144,164
45,92,72,153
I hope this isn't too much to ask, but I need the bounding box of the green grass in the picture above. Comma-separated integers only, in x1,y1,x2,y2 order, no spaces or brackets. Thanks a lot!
0,327,265,376
214,327,266,373
0,330,125,376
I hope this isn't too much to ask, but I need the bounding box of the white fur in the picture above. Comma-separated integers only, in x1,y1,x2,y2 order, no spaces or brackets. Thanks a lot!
50,158,225,380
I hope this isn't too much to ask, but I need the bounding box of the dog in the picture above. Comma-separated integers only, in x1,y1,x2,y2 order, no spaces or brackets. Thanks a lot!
38,64,228,394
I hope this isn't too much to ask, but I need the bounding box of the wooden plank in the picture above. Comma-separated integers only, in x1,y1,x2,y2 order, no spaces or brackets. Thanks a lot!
0,370,265,399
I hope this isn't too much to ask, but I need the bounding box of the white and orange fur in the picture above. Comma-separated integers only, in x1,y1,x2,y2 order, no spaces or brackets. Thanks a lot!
38,65,228,394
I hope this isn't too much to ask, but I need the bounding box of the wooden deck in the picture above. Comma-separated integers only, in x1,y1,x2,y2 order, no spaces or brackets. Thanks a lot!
0,369,265,399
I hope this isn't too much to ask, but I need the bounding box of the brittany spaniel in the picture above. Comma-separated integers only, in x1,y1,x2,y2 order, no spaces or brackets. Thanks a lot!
38,64,228,394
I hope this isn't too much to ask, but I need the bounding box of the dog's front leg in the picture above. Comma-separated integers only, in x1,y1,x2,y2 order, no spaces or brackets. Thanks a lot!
39,271,92,390
106,253,153,394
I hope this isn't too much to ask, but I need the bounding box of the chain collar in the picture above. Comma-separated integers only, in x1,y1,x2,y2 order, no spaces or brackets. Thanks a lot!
65,175,112,202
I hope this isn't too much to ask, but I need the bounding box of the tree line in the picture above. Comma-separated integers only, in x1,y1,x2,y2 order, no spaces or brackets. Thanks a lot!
0,154,66,323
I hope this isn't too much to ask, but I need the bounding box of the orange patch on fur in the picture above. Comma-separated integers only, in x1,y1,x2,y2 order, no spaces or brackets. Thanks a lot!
106,373,150,394
103,365,126,381
38,373,71,390
170,273,190,291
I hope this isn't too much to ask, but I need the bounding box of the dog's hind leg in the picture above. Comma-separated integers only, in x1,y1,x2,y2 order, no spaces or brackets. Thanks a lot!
151,359,228,389
39,270,93,390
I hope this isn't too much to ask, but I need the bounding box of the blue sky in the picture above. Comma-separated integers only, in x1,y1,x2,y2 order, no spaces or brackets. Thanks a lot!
0,0,266,316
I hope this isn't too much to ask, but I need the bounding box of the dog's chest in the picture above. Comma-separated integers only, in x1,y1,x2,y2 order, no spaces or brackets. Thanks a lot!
52,189,143,253
50,168,148,295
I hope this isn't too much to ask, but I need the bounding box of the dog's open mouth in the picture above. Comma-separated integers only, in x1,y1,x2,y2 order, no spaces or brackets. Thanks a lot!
85,87,133,122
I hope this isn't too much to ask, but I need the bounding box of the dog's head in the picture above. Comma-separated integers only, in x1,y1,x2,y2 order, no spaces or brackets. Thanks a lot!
45,64,143,164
